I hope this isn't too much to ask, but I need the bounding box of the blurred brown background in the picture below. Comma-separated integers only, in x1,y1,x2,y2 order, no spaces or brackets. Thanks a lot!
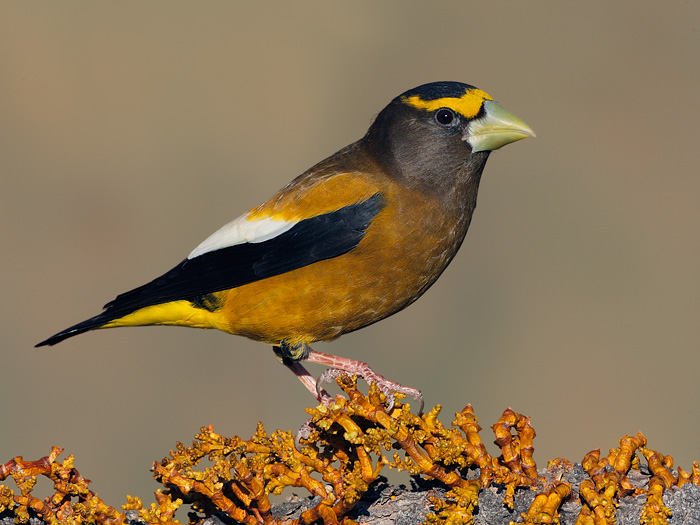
2,1,699,506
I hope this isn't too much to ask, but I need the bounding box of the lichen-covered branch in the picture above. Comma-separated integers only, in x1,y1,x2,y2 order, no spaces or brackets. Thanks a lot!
1,376,699,524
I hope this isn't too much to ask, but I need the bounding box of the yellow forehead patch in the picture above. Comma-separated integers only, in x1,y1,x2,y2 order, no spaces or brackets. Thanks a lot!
402,88,493,119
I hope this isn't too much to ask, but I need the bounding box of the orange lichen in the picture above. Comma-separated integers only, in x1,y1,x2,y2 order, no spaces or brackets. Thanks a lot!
1,376,699,524
677,461,700,487
517,481,571,525
425,481,481,524
0,446,126,524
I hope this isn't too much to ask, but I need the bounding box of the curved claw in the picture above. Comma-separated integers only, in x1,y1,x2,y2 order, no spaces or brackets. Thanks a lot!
316,368,342,399
295,420,314,450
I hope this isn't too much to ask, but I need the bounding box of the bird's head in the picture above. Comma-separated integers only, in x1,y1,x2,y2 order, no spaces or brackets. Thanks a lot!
398,81,535,152
364,81,534,190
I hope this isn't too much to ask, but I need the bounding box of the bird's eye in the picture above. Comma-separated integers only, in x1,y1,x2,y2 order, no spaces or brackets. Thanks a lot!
435,108,455,126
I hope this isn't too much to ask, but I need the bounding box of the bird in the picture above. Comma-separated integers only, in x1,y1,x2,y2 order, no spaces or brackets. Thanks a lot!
36,81,534,409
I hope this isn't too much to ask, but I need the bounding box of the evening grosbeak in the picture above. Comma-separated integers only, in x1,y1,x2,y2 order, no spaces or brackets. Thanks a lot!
37,81,534,409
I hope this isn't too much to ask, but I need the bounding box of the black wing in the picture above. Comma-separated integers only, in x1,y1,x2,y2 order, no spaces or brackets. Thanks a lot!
36,193,385,346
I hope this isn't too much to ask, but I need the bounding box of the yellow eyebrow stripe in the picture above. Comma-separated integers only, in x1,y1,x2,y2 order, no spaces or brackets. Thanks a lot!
402,88,493,119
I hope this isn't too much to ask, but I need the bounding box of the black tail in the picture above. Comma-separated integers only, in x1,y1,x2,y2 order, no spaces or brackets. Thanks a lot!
35,257,193,348
35,310,125,347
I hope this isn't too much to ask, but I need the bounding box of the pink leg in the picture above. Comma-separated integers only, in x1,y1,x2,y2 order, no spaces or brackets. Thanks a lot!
283,360,333,404
283,359,335,449
306,350,424,413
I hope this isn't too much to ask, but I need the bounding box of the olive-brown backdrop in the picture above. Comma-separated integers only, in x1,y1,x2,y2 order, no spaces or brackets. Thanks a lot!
2,1,699,506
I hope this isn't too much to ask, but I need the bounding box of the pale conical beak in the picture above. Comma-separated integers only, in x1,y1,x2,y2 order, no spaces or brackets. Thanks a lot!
466,100,535,153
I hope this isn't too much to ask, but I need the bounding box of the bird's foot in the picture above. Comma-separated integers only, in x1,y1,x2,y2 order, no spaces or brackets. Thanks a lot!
278,345,424,421
316,364,424,414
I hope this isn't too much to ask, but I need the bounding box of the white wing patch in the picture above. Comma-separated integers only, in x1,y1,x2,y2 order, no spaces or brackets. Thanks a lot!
188,213,297,260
